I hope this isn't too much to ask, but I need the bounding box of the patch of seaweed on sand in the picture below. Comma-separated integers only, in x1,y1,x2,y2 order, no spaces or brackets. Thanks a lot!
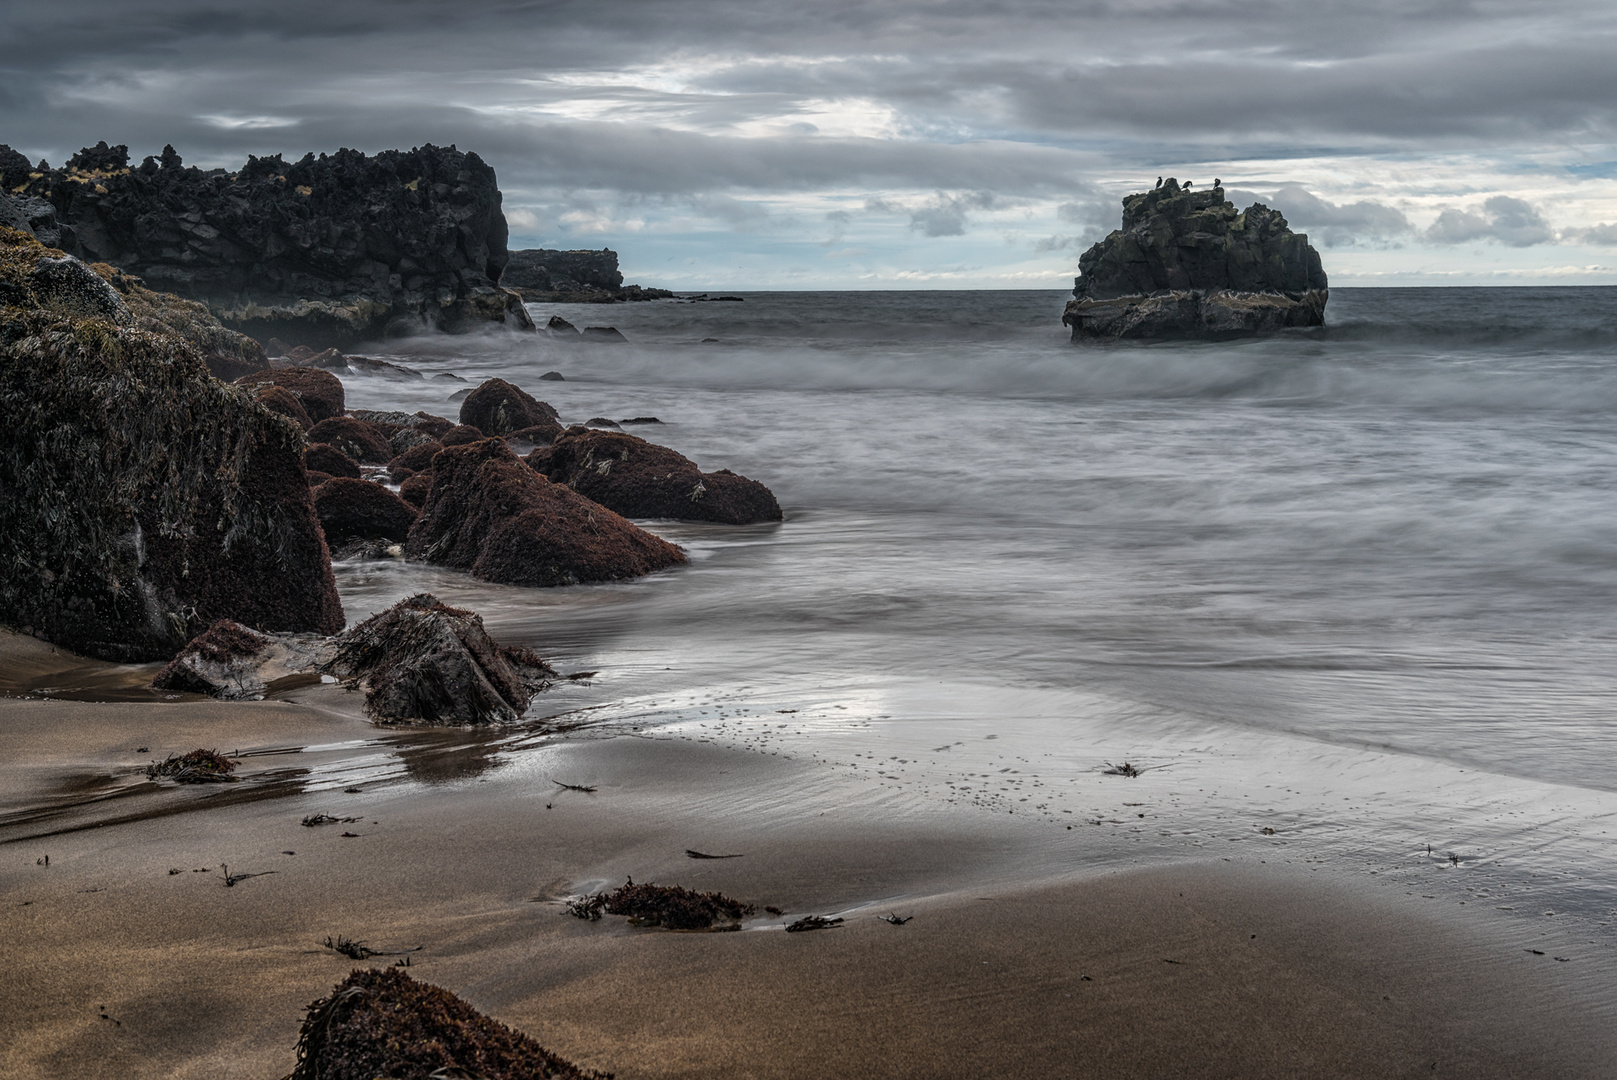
146,748,238,784
567,877,755,931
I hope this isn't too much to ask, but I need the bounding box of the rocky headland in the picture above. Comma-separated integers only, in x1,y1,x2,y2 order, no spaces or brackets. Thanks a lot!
1063,178,1328,341
1,141,533,347
503,247,674,303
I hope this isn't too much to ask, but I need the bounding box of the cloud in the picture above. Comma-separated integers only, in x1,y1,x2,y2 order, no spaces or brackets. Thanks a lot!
907,191,995,237
1425,195,1555,247
1255,184,1412,248
1563,222,1617,245
505,207,541,230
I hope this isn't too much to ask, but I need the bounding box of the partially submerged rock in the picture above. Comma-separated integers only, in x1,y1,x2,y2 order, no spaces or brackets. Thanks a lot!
312,478,419,543
152,620,333,700
405,439,686,587
530,427,782,524
323,593,553,724
287,967,606,1080
1064,178,1328,341
459,377,561,441
1,228,343,661
305,443,362,479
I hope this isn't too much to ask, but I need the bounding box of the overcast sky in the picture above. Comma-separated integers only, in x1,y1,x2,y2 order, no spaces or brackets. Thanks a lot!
4,0,1616,287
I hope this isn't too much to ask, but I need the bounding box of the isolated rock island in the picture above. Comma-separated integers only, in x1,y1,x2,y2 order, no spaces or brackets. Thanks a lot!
1,141,532,346
1064,178,1327,341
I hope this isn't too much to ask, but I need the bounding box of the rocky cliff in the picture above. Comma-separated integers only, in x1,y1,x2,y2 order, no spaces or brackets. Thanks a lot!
2,141,533,347
1063,178,1327,340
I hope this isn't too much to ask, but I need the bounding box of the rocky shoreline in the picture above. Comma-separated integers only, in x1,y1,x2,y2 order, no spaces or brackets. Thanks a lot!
0,223,780,706
1064,177,1328,341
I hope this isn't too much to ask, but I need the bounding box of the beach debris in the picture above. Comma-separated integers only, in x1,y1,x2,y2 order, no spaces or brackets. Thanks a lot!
147,748,239,784
785,915,843,933
36,855,48,866
685,849,743,859
302,813,362,827
876,913,913,925
567,877,755,931
322,935,423,961
563,671,598,681
1259,827,1277,835
552,780,597,793
340,832,360,838
221,864,275,887
765,906,785,916
1161,958,1184,965
287,967,605,1080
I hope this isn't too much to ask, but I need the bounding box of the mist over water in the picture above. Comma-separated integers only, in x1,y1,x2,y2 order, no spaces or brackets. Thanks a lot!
344,287,1617,790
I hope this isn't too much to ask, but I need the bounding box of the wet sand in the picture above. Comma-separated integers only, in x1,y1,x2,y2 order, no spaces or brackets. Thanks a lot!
3,631,1614,1079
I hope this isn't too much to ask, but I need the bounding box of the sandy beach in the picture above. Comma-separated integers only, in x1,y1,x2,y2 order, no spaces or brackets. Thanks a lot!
4,630,1613,1080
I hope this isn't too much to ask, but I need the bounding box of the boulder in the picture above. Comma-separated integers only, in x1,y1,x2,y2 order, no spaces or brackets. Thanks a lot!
152,619,332,700
530,426,782,525
285,968,601,1080
581,325,627,342
254,385,313,430
323,593,553,724
388,440,443,474
305,470,335,487
10,143,535,347
305,416,392,464
458,377,561,439
1063,177,1328,341
0,230,342,661
439,423,486,446
398,471,432,508
235,366,345,422
312,477,418,543
405,438,686,587
305,443,362,479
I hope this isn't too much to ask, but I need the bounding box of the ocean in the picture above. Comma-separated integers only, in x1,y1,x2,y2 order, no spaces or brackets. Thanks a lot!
333,287,1617,962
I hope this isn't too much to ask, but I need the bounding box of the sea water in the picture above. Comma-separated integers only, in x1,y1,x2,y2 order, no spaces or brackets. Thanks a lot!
333,288,1617,958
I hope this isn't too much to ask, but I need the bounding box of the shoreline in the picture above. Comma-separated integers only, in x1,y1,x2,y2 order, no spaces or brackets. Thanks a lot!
5,632,1616,1078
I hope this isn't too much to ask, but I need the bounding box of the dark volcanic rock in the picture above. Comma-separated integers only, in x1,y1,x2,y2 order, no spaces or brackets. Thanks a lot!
313,478,418,543
459,377,561,439
581,325,627,343
152,619,331,700
235,366,345,422
306,416,393,464
530,426,782,525
11,143,535,347
0,230,342,661
323,594,554,724
286,968,603,1080
1064,178,1328,341
405,438,686,587
305,443,362,478
504,247,674,303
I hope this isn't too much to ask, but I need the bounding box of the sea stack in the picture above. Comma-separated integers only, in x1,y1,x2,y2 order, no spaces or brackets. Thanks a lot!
1063,178,1327,341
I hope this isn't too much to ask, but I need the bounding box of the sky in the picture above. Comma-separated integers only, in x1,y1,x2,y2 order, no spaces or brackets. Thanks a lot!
3,0,1616,289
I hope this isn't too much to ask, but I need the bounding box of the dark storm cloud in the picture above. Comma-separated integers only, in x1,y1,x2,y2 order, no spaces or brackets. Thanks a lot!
4,0,1615,243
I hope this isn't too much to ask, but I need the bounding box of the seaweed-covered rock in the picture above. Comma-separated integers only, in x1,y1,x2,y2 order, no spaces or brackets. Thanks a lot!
0,229,342,661
313,478,419,543
152,619,332,700
11,143,535,347
235,366,345,423
459,378,561,440
405,439,685,587
324,593,553,724
306,443,362,479
389,440,443,474
440,423,488,447
306,416,393,464
287,967,605,1080
255,385,313,431
530,427,782,524
1064,178,1328,340
398,471,433,508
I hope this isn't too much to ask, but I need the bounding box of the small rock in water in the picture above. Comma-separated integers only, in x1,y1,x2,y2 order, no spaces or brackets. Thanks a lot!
584,417,621,429
539,370,566,381
581,326,627,342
